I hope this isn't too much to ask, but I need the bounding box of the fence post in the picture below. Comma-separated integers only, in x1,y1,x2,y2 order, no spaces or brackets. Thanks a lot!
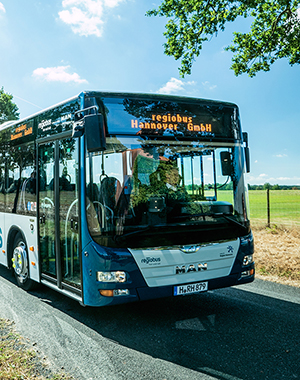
267,188,270,227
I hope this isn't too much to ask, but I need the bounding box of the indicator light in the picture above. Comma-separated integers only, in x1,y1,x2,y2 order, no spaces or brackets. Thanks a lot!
99,289,114,297
99,289,130,297
241,269,254,278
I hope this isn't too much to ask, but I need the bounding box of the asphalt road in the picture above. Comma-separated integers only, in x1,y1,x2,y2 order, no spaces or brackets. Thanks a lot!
0,266,299,380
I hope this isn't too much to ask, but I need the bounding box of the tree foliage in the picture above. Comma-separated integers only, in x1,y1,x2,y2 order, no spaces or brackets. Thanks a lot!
0,87,19,124
147,0,300,77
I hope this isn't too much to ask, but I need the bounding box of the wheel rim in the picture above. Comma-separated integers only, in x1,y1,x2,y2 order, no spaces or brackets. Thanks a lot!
12,242,28,283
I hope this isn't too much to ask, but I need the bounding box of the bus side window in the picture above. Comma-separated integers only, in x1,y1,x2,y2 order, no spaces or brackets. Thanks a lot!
5,162,19,214
0,166,5,213
17,170,37,215
26,172,36,194
59,167,72,191
5,143,36,216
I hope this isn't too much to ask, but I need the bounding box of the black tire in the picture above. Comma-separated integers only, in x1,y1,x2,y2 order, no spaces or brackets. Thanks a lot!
12,232,36,291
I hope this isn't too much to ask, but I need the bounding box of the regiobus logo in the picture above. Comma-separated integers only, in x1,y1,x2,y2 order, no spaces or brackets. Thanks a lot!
141,257,161,265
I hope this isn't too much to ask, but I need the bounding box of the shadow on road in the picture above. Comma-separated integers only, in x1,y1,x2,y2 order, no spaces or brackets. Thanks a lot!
1,266,299,380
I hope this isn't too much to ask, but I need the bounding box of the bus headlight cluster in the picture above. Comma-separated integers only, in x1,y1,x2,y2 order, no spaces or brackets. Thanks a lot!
243,255,253,266
97,271,127,283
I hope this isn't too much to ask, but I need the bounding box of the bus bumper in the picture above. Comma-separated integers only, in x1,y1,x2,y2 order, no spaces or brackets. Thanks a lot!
81,233,254,307
136,266,255,301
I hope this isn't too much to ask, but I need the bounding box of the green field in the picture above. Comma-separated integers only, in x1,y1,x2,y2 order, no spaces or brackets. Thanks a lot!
216,189,300,227
248,189,300,227
185,189,300,227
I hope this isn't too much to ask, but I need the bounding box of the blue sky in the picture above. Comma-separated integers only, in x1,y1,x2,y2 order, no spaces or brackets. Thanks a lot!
0,0,299,185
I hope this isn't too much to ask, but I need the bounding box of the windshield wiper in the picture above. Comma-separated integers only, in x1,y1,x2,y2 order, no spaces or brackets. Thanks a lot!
173,212,248,231
114,226,151,242
115,213,248,242
213,213,248,231
115,223,214,242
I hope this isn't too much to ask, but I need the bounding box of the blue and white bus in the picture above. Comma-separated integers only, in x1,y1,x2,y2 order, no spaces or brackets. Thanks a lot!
0,92,254,306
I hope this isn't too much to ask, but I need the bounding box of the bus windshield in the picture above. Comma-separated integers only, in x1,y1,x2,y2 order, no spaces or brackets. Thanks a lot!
86,136,249,248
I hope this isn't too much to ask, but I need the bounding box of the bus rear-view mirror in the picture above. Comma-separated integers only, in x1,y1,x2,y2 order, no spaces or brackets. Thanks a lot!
72,113,106,152
243,132,250,173
85,114,106,152
244,146,250,173
84,114,106,152
220,151,232,176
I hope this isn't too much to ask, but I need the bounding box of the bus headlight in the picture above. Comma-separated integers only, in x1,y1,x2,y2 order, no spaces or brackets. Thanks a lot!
97,271,127,283
243,255,253,266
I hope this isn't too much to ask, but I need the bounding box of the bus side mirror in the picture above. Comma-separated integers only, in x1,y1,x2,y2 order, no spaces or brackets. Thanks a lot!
220,151,232,176
244,146,250,173
85,114,106,152
72,114,106,152
243,132,250,173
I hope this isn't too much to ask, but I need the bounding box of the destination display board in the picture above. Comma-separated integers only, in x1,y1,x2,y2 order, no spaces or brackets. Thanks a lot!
9,119,35,145
7,98,80,145
131,113,212,134
98,96,241,140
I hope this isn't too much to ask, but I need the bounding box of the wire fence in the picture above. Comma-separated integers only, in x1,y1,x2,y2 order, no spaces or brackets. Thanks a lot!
249,190,300,229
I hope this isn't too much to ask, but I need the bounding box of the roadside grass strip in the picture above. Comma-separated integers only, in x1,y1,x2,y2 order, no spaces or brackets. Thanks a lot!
253,226,300,287
0,319,74,380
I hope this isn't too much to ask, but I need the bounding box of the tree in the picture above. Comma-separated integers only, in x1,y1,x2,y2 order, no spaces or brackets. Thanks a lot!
147,0,300,77
0,87,19,124
263,182,272,190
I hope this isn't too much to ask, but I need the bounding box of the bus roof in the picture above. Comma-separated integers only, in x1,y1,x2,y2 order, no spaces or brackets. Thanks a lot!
0,94,79,131
87,91,238,108
0,91,239,132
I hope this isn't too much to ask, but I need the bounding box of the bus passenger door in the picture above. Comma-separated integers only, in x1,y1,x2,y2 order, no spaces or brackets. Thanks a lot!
38,138,81,292
38,142,56,280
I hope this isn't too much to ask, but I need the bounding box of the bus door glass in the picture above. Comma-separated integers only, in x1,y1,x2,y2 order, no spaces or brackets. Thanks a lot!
39,142,56,278
59,139,80,289
38,139,80,289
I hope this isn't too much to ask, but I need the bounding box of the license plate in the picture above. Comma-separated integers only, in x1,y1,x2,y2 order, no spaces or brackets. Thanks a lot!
174,281,208,296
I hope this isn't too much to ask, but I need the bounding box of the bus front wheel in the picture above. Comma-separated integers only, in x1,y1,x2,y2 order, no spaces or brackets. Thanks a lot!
12,233,36,291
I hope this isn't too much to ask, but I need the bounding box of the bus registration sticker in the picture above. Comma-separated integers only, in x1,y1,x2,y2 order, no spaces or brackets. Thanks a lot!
174,281,208,296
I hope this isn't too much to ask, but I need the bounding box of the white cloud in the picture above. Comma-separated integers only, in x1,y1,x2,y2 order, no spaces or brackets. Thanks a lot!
0,2,5,13
59,8,103,37
58,0,124,37
104,0,124,7
32,66,88,84
277,177,300,182
202,81,217,91
247,174,300,186
275,154,288,158
157,78,196,95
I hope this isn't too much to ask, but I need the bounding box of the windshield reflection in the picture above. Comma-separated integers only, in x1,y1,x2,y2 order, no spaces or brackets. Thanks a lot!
86,137,249,248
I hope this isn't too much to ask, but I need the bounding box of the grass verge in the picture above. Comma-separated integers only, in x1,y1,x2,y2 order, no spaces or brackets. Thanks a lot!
0,319,74,380
253,225,300,287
